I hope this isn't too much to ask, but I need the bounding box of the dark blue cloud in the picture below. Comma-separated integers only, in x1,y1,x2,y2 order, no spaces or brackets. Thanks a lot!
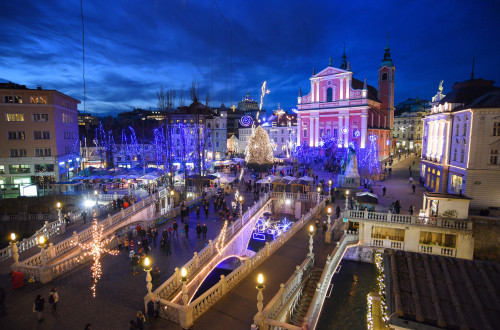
0,0,499,115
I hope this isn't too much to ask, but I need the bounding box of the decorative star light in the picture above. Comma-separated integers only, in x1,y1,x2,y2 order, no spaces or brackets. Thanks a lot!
341,126,349,135
214,220,228,255
72,215,118,297
354,130,360,137
369,135,378,142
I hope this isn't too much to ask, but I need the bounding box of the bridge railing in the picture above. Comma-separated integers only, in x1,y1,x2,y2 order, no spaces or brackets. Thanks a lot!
153,193,271,302
260,255,315,327
304,232,359,329
160,198,326,328
344,209,473,230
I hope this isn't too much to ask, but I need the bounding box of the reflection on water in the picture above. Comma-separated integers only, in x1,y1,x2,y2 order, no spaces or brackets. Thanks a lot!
316,260,377,330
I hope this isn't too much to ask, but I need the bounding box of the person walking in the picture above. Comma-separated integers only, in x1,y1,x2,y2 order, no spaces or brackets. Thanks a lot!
184,223,189,238
173,221,179,237
195,206,200,219
204,205,209,220
382,186,386,196
33,294,45,323
322,221,327,234
124,236,130,252
409,205,415,216
117,235,123,251
48,288,59,313
136,311,146,330
202,224,208,238
335,206,341,219
196,224,202,238
152,228,158,247
412,184,416,194
82,210,87,224
165,238,171,256
409,176,413,184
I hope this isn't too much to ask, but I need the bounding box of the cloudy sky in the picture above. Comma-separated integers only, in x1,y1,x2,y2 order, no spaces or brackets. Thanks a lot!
1,0,499,115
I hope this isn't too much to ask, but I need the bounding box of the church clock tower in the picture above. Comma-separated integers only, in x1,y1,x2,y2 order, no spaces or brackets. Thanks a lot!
378,41,395,129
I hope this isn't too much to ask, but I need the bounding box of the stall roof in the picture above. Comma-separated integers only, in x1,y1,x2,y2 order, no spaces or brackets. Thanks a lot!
355,192,379,204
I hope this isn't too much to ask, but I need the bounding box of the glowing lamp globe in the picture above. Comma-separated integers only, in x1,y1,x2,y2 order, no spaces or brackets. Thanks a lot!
181,267,187,278
144,257,150,267
327,207,332,215
39,236,45,245
257,273,264,285
10,233,16,241
56,202,61,209
309,225,314,233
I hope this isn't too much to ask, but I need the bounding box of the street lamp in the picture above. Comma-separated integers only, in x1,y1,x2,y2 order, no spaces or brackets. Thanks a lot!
10,233,19,264
317,186,321,204
38,235,47,266
94,190,98,206
180,267,189,305
56,202,62,223
253,273,265,328
328,179,332,196
239,195,244,216
326,207,332,243
345,190,350,210
144,257,153,301
308,225,314,257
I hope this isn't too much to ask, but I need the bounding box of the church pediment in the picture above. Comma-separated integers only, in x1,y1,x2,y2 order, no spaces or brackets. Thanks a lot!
314,66,349,78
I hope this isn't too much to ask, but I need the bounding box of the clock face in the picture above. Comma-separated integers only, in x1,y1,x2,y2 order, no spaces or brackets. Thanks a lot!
239,116,253,127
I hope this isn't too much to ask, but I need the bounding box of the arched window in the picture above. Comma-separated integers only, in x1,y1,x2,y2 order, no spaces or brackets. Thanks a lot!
382,73,388,81
326,88,333,102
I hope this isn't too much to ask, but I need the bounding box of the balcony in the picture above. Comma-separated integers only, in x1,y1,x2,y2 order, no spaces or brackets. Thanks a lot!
370,238,404,250
418,243,456,257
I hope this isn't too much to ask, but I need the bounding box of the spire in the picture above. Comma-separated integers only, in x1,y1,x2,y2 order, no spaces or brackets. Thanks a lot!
471,56,475,80
299,87,302,97
380,33,394,68
329,56,333,67
347,61,351,72
340,42,348,70
363,77,367,90
313,67,316,76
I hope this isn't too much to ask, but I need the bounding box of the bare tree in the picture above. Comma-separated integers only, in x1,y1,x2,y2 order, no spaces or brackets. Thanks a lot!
179,88,185,107
205,91,211,108
157,86,176,185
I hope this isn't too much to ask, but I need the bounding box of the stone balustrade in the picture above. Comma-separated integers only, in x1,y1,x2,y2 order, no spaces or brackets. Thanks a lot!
304,233,359,329
344,209,473,230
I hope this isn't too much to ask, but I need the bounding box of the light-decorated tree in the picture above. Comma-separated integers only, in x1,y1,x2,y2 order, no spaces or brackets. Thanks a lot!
245,126,274,171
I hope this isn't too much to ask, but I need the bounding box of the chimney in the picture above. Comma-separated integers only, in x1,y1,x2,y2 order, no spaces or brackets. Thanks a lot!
37,85,42,90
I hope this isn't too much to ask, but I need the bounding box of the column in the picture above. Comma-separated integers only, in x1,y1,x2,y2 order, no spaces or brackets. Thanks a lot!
297,115,301,146
309,117,314,147
338,116,343,147
316,82,319,102
361,114,368,148
315,116,320,147
343,115,349,148
311,81,315,102
339,77,344,100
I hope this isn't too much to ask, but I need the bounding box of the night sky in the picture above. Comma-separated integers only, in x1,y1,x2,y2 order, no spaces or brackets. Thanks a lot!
1,0,499,115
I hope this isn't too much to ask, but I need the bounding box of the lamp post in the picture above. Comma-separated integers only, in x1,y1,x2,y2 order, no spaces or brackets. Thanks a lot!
308,225,314,257
317,186,321,205
180,267,189,306
144,257,153,301
325,207,332,243
38,235,47,266
253,273,265,328
94,190,98,206
239,195,243,216
10,233,19,264
328,179,333,202
56,202,62,223
345,190,350,210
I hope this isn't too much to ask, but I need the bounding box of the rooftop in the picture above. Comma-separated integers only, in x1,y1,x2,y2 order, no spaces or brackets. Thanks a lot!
385,250,500,330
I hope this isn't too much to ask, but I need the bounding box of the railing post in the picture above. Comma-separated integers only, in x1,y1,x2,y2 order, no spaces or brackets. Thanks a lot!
220,274,227,295
265,241,270,257
209,240,214,255
193,252,199,269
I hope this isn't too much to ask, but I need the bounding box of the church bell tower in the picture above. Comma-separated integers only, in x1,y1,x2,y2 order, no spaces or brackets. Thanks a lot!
378,40,395,129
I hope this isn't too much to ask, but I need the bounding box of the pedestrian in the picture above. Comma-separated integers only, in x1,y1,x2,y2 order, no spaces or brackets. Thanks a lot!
130,239,135,252
168,226,173,237
202,224,208,238
48,287,59,313
196,224,202,238
147,228,153,243
322,221,327,234
315,219,320,230
151,267,161,287
147,298,156,328
196,206,200,219
117,235,123,251
412,184,416,194
82,210,87,224
382,186,386,196
124,237,130,252
409,205,414,215
335,206,341,219
204,205,209,220
129,320,137,330
136,311,146,330
184,223,189,238
165,238,171,256
409,177,413,184
33,294,45,323
173,221,178,237
153,228,158,247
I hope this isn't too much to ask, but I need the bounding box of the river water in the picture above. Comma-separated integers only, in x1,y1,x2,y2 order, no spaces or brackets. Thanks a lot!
316,260,377,330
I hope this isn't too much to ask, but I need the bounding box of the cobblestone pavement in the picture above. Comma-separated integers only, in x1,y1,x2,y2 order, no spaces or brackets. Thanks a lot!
1,187,255,330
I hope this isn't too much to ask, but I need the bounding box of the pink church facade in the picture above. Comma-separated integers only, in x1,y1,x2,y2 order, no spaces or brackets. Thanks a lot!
296,46,395,159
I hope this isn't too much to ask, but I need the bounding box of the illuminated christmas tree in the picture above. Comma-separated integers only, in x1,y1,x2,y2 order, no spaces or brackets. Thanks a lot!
245,126,274,170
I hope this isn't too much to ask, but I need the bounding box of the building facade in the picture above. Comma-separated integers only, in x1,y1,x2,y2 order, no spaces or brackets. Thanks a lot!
393,98,430,153
0,82,80,196
421,77,500,208
296,45,395,158
239,110,297,158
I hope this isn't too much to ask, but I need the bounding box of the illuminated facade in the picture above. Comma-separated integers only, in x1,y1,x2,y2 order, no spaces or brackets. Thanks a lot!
0,82,80,196
296,44,395,158
421,78,500,208
393,98,430,152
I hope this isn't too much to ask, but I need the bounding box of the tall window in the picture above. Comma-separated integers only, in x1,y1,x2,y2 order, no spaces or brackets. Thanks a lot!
326,88,333,102
455,124,459,136
490,149,498,165
453,148,457,161
9,149,27,157
493,122,500,136
35,149,51,157
4,96,23,103
62,113,73,124
460,149,465,163
462,123,467,136
303,128,307,138
6,113,24,121
382,73,387,81
333,128,338,137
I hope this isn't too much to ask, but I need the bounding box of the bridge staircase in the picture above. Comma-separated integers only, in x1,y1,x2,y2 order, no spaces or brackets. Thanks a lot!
289,267,322,326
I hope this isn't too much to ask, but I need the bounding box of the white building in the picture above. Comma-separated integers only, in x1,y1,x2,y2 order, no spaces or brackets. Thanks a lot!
421,77,500,209
393,98,430,153
239,110,297,158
